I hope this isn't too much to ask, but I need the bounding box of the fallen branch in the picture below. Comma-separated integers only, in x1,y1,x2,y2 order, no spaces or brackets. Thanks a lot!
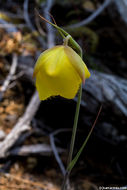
0,91,40,158
85,70,127,116
9,143,64,157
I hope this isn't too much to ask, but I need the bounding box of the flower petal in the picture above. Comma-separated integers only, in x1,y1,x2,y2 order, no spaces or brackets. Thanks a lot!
33,46,62,77
64,46,90,82
35,47,81,100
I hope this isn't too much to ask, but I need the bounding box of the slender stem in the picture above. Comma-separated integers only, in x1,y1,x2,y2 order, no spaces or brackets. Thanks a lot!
62,84,82,190
67,85,82,165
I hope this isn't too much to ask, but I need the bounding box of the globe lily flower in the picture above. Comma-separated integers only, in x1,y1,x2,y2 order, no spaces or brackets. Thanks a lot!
33,45,90,100
33,14,93,190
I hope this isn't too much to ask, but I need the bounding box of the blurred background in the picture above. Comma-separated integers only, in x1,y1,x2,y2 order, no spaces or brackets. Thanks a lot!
0,0,127,189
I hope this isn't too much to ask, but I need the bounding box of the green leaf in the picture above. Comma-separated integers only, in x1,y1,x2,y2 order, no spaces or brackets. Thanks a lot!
67,129,92,172
67,105,102,172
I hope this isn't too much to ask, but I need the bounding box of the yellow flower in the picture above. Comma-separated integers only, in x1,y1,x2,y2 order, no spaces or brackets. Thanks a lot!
33,45,90,100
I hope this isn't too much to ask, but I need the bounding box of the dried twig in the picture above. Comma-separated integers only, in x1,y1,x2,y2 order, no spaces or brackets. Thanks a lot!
23,0,46,48
0,19,17,33
23,0,35,31
66,0,112,29
50,129,70,176
50,135,66,175
50,129,72,175
0,53,18,94
0,91,40,158
9,143,64,157
43,0,55,48
0,23,26,29
35,13,46,36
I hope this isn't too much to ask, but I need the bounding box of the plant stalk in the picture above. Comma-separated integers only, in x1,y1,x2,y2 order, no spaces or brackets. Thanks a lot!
61,84,82,190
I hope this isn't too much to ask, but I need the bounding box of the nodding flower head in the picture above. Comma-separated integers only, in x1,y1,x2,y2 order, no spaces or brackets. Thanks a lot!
33,45,90,100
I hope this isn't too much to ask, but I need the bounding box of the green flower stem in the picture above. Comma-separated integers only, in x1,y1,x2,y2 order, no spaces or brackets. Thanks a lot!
67,85,82,165
61,85,82,190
